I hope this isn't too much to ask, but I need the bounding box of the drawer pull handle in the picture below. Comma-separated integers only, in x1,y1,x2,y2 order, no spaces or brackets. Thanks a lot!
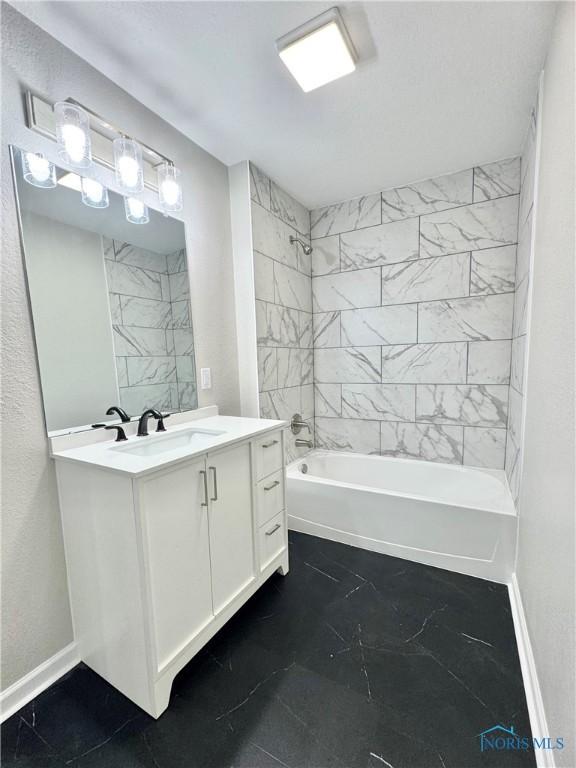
264,480,280,492
266,523,281,536
262,440,279,449
209,466,218,501
200,470,208,507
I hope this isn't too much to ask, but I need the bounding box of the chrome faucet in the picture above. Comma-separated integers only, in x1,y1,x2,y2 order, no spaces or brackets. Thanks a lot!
295,438,313,448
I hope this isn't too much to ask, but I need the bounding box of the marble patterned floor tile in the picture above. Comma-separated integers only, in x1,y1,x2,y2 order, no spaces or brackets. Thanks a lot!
168,271,190,302
381,342,467,383
341,305,417,346
105,261,163,301
312,268,380,313
175,355,196,383
271,181,310,236
119,383,172,415
416,384,509,427
315,417,380,453
114,241,167,273
112,325,168,357
470,244,516,295
127,356,176,386
341,383,415,421
340,217,419,270
311,235,340,275
380,422,464,464
120,296,172,329
474,157,521,202
256,301,301,348
313,311,341,348
420,195,519,257
467,340,512,384
311,193,381,239
314,347,381,384
463,427,506,469
257,347,278,391
254,251,274,302
166,249,187,274
510,335,526,394
314,383,342,417
277,348,313,388
418,293,514,342
250,163,271,210
252,202,298,270
171,300,191,329
381,169,473,223
173,328,195,356
274,262,312,312
381,251,470,305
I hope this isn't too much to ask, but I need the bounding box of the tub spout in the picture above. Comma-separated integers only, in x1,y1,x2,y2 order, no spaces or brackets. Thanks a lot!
295,438,313,448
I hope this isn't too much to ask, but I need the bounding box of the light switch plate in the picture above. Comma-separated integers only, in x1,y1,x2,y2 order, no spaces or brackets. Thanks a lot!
200,368,212,390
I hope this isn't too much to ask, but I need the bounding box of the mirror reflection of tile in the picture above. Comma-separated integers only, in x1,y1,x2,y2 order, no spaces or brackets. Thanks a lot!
103,237,197,416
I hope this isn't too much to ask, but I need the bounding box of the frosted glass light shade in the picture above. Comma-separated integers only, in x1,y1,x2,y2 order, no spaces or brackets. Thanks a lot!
124,197,149,224
81,177,109,208
114,138,144,194
54,102,92,168
21,151,56,188
157,163,183,213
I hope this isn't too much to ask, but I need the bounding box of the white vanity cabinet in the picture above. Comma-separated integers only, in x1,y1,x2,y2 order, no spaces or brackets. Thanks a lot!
54,420,288,719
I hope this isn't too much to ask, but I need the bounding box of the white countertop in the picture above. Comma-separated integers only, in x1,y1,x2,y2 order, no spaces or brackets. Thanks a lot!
51,415,287,477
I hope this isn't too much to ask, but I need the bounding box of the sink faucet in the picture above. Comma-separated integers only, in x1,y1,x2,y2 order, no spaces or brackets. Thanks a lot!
106,405,131,423
137,409,164,437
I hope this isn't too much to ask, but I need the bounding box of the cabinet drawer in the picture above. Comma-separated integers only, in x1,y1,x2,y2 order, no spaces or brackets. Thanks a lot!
256,470,284,527
254,431,283,480
259,512,286,571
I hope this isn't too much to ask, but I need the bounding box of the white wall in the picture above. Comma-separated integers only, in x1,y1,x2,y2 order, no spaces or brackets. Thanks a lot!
515,4,575,765
1,5,240,689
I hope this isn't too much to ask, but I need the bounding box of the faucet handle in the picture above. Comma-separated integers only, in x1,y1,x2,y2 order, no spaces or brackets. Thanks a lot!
105,425,128,442
156,413,171,432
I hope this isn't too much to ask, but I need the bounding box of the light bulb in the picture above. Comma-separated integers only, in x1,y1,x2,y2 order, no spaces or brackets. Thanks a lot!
61,124,87,164
81,177,109,208
54,102,92,168
161,179,180,206
124,196,149,224
118,155,139,189
128,198,144,217
21,151,56,188
157,162,183,212
27,153,51,182
114,138,144,194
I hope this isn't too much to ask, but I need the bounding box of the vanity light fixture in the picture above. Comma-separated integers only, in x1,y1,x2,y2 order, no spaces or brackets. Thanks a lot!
157,162,183,213
21,151,57,188
114,137,144,194
124,196,149,225
54,102,92,168
81,178,109,208
276,7,357,93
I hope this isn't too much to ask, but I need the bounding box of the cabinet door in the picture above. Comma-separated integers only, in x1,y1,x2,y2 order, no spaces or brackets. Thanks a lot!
139,459,213,673
207,443,255,614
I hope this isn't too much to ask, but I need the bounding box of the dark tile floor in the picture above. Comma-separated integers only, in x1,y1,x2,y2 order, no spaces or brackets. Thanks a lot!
2,532,535,768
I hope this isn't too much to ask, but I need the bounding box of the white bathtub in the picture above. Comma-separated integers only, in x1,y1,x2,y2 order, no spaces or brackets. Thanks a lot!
286,450,517,583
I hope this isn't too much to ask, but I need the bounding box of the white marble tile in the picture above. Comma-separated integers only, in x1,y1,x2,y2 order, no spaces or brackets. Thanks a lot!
381,169,473,223
342,384,415,421
119,383,172,416
299,311,313,348
512,214,532,338
381,342,467,383
277,348,313,388
256,301,300,347
418,294,514,342
473,157,521,201
254,251,275,302
519,109,537,227
176,355,196,382
173,328,194,356
312,268,380,312
171,300,191,329
340,218,419,270
470,245,516,295
381,252,470,305
505,431,521,503
160,274,170,302
257,347,278,392
120,296,172,329
416,384,509,427
127,356,176,386
115,356,128,387
168,271,189,302
380,422,464,464
250,163,271,210
297,236,313,276
109,294,122,324
166,329,175,356
112,326,168,357
313,311,341,348
463,427,506,469
315,417,381,454
507,385,523,446
178,381,198,410
510,335,526,394
314,347,381,383
106,261,163,301
102,236,116,260
301,383,314,420
341,305,417,346
270,181,309,236
166,249,187,274
252,202,298,270
311,193,381,238
114,242,167,273
312,235,340,275
467,340,511,384
315,383,341,417
259,386,301,421
420,196,519,257
274,262,312,312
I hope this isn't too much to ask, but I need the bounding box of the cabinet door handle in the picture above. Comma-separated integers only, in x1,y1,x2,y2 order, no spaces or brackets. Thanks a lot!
209,466,218,501
262,439,279,449
200,470,209,507
265,523,281,536
263,480,280,492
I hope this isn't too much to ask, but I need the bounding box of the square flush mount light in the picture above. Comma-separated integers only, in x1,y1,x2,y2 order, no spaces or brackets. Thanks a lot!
277,7,357,93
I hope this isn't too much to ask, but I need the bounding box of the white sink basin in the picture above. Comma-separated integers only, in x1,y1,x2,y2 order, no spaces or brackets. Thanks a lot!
113,428,226,457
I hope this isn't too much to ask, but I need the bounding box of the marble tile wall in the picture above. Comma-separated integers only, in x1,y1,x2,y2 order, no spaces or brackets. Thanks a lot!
103,239,197,417
250,163,314,463
310,158,521,468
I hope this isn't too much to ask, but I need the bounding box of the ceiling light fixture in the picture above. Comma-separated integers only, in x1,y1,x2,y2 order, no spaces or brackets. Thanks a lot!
276,7,357,93
81,178,109,209
157,162,183,213
114,137,144,194
124,197,149,225
21,151,57,188
54,102,92,168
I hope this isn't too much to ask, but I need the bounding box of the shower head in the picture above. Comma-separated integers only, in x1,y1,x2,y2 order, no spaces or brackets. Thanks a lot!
289,235,313,256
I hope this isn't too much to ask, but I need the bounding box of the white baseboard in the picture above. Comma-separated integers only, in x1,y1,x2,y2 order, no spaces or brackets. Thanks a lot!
1,642,79,723
508,575,555,768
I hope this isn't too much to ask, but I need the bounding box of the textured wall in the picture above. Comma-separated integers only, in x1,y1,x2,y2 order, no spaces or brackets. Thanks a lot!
310,161,520,467
1,5,239,689
249,164,314,463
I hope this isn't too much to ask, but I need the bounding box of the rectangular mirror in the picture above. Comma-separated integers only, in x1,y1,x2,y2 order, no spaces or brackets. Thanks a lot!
11,146,198,435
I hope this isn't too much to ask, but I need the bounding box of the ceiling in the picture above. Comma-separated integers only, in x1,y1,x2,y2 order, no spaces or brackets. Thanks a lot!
12,1,556,209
